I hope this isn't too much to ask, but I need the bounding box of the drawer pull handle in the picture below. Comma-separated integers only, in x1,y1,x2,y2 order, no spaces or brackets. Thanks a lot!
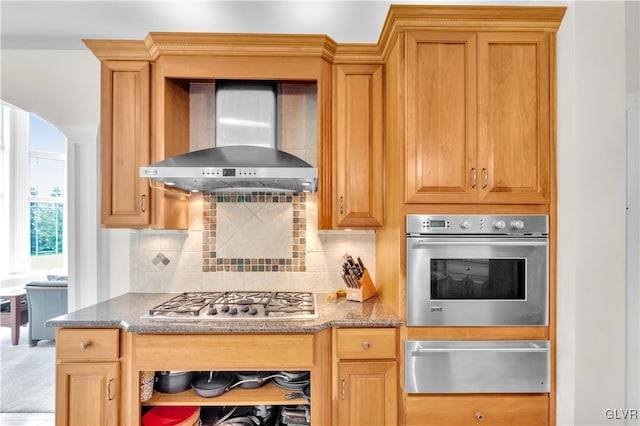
80,341,91,350
339,196,344,215
475,412,485,422
341,378,346,400
363,341,371,350
107,378,114,401
482,168,488,189
471,168,477,188
140,194,146,213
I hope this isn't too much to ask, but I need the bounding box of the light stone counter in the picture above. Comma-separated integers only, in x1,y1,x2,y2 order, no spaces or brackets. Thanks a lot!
46,292,402,333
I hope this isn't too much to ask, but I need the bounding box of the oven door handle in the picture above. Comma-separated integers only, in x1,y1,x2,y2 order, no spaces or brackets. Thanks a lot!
409,238,548,247
412,347,549,355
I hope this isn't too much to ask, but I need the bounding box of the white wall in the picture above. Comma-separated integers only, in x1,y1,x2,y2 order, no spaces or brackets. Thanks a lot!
627,1,640,422
561,2,627,424
0,2,633,424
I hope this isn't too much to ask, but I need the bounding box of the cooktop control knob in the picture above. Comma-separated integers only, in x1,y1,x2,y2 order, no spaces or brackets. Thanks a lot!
494,220,506,230
460,220,471,230
511,219,525,230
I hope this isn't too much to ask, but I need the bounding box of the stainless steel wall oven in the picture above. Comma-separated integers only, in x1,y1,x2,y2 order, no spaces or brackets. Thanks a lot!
406,214,549,327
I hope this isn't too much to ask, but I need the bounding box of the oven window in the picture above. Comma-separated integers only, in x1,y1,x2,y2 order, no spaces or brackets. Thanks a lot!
430,259,526,300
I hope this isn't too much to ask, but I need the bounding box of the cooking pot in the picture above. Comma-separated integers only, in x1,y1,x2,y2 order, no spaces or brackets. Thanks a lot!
155,371,195,394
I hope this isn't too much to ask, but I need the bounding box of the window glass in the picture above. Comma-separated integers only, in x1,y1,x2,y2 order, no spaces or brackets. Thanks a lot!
29,157,64,197
30,202,64,256
27,113,66,270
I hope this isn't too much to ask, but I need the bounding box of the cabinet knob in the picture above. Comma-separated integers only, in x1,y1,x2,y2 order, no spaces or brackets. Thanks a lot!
475,412,485,422
80,341,91,350
362,341,371,350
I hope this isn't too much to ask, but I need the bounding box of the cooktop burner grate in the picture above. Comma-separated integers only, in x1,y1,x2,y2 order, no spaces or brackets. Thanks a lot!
146,291,317,320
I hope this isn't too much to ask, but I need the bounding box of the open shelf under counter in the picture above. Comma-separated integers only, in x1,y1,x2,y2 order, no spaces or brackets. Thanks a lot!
143,381,308,407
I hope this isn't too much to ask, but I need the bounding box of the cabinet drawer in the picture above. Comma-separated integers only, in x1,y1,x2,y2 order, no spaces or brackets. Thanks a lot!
57,328,119,361
336,328,396,360
406,394,549,426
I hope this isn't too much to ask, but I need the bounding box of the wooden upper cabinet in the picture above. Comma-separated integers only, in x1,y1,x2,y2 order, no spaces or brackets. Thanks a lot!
405,31,477,203
405,30,551,204
333,63,384,228
477,32,550,203
100,60,151,227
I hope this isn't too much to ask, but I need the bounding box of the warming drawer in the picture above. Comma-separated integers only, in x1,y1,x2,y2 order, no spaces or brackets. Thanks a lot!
405,340,550,393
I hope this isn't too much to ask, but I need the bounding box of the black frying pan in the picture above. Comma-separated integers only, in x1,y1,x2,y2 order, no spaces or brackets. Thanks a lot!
191,371,236,398
191,371,288,397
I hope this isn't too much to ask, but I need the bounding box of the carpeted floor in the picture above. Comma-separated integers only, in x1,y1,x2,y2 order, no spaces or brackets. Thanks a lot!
0,325,55,413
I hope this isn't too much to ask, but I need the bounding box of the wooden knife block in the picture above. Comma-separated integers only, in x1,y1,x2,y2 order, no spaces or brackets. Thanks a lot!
346,269,377,302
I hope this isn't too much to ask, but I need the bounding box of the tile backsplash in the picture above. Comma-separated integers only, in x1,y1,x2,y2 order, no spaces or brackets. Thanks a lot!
130,193,376,293
203,192,306,272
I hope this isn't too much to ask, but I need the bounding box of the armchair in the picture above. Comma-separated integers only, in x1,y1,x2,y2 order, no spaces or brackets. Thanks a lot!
25,279,68,346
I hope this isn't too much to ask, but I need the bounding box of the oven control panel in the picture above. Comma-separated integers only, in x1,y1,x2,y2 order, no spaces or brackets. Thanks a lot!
407,214,548,235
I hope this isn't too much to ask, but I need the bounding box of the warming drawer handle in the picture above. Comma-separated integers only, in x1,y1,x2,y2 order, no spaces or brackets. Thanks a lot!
412,347,549,355
411,239,548,247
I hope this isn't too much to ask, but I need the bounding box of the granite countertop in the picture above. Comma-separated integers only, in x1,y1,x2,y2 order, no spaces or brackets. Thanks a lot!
46,292,402,333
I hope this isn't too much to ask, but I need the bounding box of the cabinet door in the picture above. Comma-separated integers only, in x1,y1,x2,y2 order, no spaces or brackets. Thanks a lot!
337,361,397,426
100,60,150,227
477,32,550,203
333,64,384,228
56,362,119,426
405,31,477,203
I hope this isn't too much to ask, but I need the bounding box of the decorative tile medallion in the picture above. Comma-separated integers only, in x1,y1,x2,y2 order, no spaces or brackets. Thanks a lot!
202,192,306,272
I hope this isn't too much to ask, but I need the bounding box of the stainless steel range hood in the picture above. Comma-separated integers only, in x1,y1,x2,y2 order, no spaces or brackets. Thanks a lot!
139,80,317,193
140,145,317,193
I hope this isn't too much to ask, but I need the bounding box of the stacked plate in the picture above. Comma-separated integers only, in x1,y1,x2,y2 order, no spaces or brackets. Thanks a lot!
273,371,310,391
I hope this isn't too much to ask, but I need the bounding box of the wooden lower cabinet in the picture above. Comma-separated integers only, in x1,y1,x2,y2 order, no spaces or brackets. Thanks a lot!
55,328,121,426
337,361,397,426
405,394,549,426
56,362,119,426
334,328,398,426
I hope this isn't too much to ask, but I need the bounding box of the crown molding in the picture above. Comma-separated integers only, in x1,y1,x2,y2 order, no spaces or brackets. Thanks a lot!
83,5,567,66
144,32,338,62
82,39,151,61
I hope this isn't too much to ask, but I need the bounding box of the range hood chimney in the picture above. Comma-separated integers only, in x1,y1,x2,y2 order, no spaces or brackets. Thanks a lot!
140,80,317,193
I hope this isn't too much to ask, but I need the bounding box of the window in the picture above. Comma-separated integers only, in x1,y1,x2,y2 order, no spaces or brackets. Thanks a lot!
0,102,67,277
28,114,66,269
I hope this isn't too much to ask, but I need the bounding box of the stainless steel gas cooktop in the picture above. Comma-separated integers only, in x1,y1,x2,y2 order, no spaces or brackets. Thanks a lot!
144,291,317,321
